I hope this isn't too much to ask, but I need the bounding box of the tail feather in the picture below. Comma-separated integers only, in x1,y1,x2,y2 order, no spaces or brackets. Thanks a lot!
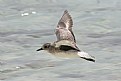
77,51,95,62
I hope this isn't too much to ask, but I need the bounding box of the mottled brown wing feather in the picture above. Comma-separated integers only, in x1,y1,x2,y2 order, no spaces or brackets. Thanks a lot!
56,10,76,43
57,10,73,30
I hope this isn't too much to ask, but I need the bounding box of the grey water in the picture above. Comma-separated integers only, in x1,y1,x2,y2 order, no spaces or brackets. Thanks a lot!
0,0,121,81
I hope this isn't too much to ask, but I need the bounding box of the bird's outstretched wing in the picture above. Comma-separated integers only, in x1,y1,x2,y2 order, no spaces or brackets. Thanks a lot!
55,10,76,43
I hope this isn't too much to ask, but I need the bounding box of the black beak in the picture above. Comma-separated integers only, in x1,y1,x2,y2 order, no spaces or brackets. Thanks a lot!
36,48,43,51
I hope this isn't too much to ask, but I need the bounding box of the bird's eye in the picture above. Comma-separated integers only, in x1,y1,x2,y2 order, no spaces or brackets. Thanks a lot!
44,46,47,48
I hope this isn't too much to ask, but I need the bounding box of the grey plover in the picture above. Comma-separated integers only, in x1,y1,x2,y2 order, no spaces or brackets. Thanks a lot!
37,10,95,62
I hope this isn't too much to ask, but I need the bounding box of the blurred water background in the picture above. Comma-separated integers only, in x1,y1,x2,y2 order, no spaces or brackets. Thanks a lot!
0,0,121,81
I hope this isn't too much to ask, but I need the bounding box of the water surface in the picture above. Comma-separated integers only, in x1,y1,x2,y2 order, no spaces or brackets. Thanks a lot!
0,0,121,81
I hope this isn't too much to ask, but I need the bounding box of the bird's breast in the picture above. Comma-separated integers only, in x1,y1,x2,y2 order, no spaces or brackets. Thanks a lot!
50,51,79,58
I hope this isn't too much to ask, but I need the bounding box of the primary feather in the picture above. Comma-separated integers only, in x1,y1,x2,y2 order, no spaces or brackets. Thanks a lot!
56,10,76,43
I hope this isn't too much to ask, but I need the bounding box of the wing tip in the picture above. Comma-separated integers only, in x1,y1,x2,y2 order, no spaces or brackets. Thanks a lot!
78,51,95,62
64,10,68,13
81,57,95,62
63,10,73,27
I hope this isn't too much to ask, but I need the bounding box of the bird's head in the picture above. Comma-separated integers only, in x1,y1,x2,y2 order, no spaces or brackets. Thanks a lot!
36,43,51,51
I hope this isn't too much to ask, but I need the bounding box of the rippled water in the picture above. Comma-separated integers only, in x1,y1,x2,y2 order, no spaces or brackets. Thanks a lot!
0,0,121,81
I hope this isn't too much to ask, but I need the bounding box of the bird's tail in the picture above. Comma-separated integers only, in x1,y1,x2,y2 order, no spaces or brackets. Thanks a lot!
77,51,95,62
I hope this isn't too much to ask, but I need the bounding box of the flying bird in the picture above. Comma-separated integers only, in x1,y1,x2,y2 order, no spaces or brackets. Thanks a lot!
37,10,95,62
